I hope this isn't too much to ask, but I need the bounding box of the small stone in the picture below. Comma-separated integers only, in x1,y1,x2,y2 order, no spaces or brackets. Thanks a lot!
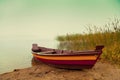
13,69,20,72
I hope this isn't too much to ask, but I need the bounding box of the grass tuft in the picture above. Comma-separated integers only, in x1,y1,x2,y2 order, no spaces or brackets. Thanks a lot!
56,18,120,65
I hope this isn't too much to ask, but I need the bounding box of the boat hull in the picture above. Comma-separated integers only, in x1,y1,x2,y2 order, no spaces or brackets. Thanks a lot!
33,54,97,69
32,44,104,69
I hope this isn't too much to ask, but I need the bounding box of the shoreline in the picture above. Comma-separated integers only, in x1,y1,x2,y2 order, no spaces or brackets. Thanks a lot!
0,61,120,80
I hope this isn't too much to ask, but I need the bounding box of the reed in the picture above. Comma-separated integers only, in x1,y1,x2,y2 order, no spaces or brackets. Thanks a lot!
56,18,120,65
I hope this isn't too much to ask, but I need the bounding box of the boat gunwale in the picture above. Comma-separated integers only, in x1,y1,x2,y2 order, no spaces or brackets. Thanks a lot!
32,50,102,56
32,44,104,56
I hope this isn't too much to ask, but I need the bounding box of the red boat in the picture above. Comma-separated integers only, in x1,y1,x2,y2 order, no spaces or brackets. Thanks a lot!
32,44,104,69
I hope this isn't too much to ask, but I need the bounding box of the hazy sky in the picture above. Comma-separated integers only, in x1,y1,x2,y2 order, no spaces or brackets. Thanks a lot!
0,0,120,39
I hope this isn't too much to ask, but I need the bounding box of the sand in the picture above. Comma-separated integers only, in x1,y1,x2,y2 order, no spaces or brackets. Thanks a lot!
0,59,120,80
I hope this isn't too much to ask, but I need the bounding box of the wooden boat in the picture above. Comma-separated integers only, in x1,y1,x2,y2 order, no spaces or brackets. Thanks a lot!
32,44,104,69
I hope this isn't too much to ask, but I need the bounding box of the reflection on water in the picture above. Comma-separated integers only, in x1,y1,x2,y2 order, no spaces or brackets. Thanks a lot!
0,38,58,74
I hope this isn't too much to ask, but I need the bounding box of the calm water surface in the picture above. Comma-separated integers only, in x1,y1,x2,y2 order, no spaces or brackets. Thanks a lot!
0,38,58,74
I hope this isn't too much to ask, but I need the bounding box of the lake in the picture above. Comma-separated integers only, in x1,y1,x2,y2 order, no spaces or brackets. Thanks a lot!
0,38,58,74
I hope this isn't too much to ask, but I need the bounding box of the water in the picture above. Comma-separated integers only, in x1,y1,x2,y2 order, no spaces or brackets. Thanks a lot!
0,38,58,74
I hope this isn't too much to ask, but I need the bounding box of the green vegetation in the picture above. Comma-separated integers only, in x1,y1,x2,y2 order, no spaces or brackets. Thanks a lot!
56,18,120,65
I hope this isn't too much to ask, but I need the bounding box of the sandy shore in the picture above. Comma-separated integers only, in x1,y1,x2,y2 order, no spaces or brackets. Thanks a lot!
0,60,120,80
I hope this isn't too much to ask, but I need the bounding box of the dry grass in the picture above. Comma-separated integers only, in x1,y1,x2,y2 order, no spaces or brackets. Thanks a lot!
56,18,120,65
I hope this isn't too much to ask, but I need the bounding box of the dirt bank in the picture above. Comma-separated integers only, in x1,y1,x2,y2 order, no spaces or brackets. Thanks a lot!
0,60,120,80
